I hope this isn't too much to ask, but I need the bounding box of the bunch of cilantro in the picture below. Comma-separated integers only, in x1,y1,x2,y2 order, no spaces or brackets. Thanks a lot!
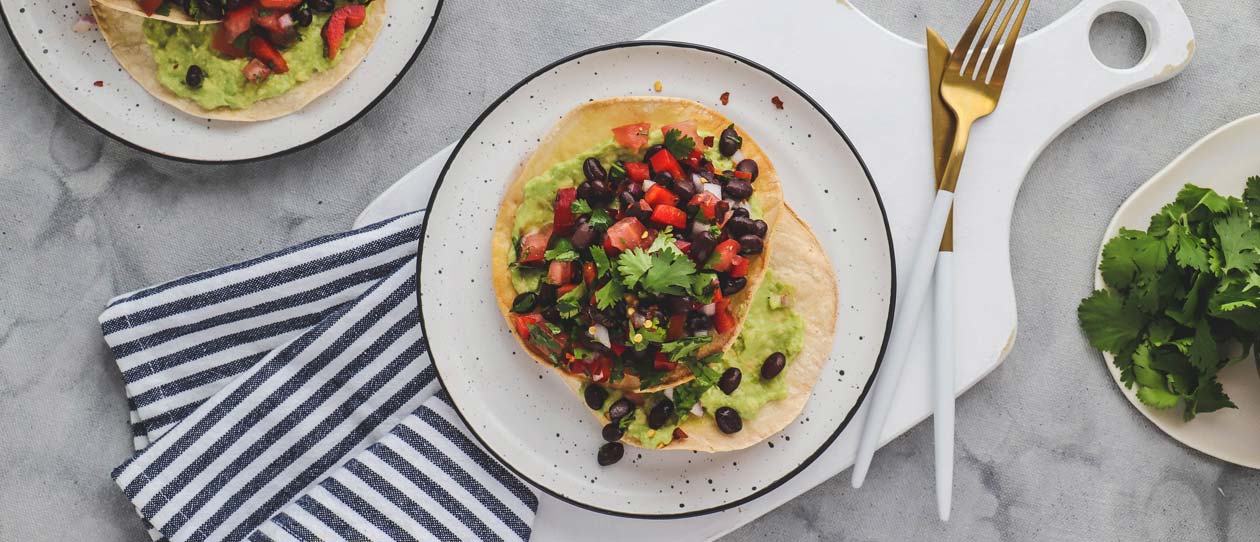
1078,179,1260,420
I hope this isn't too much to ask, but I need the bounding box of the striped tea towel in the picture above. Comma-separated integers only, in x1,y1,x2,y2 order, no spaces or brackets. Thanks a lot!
100,211,538,542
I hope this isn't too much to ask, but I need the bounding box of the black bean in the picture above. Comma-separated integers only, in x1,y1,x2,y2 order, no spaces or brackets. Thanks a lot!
652,170,674,188
602,423,624,442
719,126,743,157
196,0,222,19
584,385,609,410
607,398,634,421
597,442,625,466
184,65,205,89
730,207,750,219
721,276,747,297
648,399,675,429
293,6,313,26
714,407,743,434
697,169,715,185
718,367,742,395
752,219,768,238
619,179,645,200
715,200,731,221
737,234,763,255
736,159,760,182
689,231,717,264
723,180,753,201
761,352,786,380
535,284,557,307
510,292,537,313
576,181,596,202
686,311,712,332
570,222,598,250
618,191,637,212
583,157,607,182
307,0,335,12
672,175,697,200
662,295,691,315
724,216,756,237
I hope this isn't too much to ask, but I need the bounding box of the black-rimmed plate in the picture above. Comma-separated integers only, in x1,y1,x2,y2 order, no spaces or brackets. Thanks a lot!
416,41,894,518
0,0,441,163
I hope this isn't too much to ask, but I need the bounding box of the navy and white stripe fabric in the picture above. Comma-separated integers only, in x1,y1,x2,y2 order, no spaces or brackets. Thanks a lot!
100,211,538,542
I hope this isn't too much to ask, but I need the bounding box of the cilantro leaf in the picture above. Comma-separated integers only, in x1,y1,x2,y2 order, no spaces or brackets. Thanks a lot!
1245,176,1260,218
617,248,653,289
1176,183,1233,217
589,209,613,231
545,239,580,262
1099,228,1167,291
590,246,612,277
1136,385,1180,410
1078,289,1145,353
570,199,593,215
555,283,586,319
1214,211,1260,273
641,249,697,296
594,279,624,310
664,129,696,159
660,336,713,361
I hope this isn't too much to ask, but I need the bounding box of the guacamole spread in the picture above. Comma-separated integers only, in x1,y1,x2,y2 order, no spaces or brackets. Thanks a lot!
585,272,804,449
142,4,369,110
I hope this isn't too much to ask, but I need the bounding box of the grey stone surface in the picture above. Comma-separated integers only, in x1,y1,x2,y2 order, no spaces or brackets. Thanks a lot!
1,0,1258,540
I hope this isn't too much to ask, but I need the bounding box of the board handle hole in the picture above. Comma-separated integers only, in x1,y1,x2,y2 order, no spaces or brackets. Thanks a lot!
1089,10,1149,70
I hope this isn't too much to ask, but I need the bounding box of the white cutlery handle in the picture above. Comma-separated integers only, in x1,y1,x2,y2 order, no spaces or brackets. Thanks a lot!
933,250,955,522
851,189,955,488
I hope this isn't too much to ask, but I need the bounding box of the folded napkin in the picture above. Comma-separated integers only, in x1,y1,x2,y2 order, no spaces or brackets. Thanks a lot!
100,211,538,542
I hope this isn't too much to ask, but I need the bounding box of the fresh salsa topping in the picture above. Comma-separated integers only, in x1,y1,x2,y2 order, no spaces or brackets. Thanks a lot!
510,121,767,395
158,0,369,87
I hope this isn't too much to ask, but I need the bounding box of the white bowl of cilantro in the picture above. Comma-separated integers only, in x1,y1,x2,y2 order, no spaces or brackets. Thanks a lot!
1081,113,1260,469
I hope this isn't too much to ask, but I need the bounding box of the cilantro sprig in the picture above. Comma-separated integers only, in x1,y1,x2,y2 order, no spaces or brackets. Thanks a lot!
1078,180,1260,420
663,129,696,159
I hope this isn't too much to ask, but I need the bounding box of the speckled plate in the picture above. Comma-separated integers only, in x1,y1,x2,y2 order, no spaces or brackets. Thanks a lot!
0,0,441,163
1097,113,1260,470
416,41,894,518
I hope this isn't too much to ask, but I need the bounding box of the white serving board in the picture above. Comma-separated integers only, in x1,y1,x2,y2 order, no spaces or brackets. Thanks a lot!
357,0,1194,539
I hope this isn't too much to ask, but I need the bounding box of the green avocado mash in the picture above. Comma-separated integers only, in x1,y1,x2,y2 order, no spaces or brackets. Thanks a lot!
142,3,369,110
583,273,804,448
508,130,738,292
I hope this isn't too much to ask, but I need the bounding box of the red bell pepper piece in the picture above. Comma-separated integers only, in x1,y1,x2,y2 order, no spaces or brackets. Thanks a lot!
258,0,302,8
625,162,650,182
553,187,578,233
137,0,163,15
707,239,742,272
729,255,749,278
644,184,679,208
653,352,678,371
688,192,719,221
248,36,289,74
650,205,687,229
649,146,685,182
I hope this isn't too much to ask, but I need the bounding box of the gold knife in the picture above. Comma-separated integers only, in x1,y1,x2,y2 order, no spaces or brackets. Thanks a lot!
926,27,955,522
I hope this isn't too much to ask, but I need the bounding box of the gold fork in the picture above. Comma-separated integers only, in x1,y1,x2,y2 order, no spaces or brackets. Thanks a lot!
851,0,1031,492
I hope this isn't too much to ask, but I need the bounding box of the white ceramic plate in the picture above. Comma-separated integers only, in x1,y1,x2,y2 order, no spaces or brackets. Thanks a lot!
416,41,895,518
0,0,441,163
1096,113,1260,469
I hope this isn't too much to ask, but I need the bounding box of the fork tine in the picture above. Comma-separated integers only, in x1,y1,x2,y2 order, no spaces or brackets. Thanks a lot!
977,0,1021,80
948,0,996,69
963,0,1009,78
990,0,1032,87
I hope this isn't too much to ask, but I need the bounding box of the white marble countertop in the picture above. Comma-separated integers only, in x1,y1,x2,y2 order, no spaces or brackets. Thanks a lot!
1,1,1258,540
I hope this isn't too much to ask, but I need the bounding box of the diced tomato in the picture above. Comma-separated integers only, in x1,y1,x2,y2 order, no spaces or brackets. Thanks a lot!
661,121,704,150
612,122,651,152
729,255,749,278
582,262,596,287
654,353,678,371
548,261,575,286
644,184,679,208
624,392,646,407
686,149,703,169
258,0,303,8
589,356,612,383
625,162,650,182
672,427,688,440
252,10,285,33
567,359,588,375
648,147,685,182
553,187,578,233
137,0,163,15
610,342,626,356
242,59,272,83
666,315,685,341
211,29,248,58
708,239,742,272
223,2,257,42
248,36,289,74
650,205,687,228
733,170,752,181
518,230,550,264
512,313,545,339
714,300,736,333
688,192,719,221
674,240,691,254
604,217,647,254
